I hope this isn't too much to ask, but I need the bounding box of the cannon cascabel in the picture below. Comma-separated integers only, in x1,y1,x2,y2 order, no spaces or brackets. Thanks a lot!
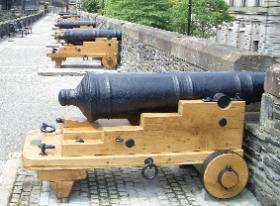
58,72,265,123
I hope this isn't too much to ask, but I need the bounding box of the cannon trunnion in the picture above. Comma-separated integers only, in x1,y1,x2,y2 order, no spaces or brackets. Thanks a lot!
22,71,263,200
47,29,121,69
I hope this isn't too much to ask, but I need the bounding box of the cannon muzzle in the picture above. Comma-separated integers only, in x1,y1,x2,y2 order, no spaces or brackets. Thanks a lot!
60,29,122,44
59,72,265,123
55,21,96,29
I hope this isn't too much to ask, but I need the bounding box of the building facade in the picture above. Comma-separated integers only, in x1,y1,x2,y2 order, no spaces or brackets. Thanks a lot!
214,0,280,57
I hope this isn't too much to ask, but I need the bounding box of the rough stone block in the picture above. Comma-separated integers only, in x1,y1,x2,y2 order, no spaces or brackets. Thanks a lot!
264,64,280,97
245,121,280,206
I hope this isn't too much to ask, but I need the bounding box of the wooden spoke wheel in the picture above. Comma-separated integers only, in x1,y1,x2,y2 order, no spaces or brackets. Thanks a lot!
101,55,117,69
201,151,248,199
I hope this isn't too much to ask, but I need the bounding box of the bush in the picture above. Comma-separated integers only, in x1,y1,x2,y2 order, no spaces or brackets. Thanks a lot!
102,0,171,30
80,0,234,38
81,0,101,13
169,0,234,37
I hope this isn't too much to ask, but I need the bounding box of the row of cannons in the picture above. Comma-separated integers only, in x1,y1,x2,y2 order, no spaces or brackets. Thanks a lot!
47,12,121,69
22,11,266,202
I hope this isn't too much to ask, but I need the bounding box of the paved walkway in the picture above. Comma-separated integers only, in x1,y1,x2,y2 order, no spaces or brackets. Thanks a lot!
0,14,261,206
0,13,97,173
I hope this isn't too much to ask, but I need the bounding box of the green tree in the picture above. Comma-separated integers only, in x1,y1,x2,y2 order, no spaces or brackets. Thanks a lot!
81,0,101,13
170,0,234,38
102,0,171,30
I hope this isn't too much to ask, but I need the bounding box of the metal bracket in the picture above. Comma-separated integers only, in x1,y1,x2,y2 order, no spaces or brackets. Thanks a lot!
40,123,56,133
203,93,243,108
141,158,159,180
38,143,55,156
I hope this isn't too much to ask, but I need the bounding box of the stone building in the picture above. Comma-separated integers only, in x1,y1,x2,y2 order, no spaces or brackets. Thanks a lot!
214,0,280,58
0,0,40,11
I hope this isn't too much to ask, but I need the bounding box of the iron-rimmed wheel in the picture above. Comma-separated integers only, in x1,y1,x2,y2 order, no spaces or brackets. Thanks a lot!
201,150,248,199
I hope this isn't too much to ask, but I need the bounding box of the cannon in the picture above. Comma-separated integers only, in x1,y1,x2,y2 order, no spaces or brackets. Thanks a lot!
55,21,97,29
61,29,122,44
52,21,97,41
60,14,80,19
59,72,264,123
47,29,121,69
22,71,264,200
57,13,80,22
58,11,73,16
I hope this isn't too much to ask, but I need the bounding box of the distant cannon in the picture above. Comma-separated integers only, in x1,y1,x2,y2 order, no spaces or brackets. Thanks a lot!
48,29,122,69
60,14,80,19
57,13,80,22
60,29,122,45
58,11,74,16
55,21,97,29
23,71,263,200
52,21,97,40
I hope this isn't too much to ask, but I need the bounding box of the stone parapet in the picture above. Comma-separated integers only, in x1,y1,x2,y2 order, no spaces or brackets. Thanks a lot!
0,11,44,39
244,64,280,206
78,11,275,72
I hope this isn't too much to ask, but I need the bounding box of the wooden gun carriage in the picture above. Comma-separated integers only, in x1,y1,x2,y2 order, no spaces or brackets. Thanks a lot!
22,72,264,200
47,30,121,69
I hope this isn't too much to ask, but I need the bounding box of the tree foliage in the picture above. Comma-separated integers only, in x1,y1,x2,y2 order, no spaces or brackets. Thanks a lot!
81,0,101,13
193,0,234,37
102,0,171,30
80,0,234,38
169,0,234,37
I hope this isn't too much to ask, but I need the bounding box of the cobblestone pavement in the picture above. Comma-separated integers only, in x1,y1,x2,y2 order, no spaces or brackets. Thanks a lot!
9,166,202,206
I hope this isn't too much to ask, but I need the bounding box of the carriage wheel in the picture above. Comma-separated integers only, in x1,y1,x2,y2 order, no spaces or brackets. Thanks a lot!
101,55,117,69
201,151,248,199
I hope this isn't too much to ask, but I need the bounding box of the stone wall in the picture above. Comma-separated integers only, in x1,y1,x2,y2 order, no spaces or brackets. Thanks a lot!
78,11,275,72
0,11,44,38
244,65,280,206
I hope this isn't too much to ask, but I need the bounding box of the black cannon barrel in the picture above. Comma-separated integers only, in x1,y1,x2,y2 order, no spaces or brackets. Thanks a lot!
58,12,77,16
55,21,96,29
61,29,122,44
59,72,265,123
60,14,80,19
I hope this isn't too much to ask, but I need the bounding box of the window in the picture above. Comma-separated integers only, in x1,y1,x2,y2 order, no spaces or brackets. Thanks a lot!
256,0,261,7
242,0,246,7
253,41,259,52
